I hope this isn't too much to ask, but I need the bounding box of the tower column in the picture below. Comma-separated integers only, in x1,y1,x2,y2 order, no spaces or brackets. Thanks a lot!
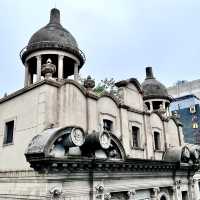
74,63,79,81
24,62,29,87
150,101,153,112
36,55,42,81
162,101,166,110
58,55,64,80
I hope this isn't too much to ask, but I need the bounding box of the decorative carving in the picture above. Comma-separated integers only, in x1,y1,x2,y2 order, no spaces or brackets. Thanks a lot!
104,193,111,200
49,186,64,200
95,184,104,194
100,131,111,149
63,127,85,147
181,146,190,163
26,135,43,153
41,58,56,79
95,184,104,199
84,75,95,90
158,104,166,114
127,189,136,199
151,187,160,198
175,180,182,189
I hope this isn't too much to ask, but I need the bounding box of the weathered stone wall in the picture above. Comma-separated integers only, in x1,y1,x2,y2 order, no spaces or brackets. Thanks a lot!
0,80,182,171
0,84,56,170
0,169,195,200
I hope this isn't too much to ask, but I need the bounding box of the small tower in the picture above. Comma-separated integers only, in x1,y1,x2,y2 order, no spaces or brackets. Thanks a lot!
20,8,85,86
141,67,172,114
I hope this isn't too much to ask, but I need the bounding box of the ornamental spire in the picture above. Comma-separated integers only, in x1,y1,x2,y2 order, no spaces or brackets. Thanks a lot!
49,8,60,24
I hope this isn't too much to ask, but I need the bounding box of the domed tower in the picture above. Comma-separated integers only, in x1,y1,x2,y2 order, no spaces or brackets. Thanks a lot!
141,67,172,113
20,8,85,86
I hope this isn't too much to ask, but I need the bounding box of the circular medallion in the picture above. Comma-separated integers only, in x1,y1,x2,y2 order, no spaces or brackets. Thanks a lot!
71,128,85,146
99,131,111,149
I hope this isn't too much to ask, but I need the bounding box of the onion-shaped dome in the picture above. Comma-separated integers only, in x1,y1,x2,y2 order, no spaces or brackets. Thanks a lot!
141,67,171,101
20,8,85,66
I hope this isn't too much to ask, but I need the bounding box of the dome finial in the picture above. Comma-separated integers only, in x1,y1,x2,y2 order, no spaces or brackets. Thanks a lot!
145,66,154,79
50,8,60,24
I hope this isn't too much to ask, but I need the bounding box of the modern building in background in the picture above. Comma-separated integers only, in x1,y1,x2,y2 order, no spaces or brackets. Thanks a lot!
168,79,200,99
170,94,200,145
0,8,199,200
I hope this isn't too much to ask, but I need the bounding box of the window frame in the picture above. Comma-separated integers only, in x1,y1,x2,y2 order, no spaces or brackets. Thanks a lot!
132,126,140,148
103,119,113,133
3,117,16,146
99,113,116,135
153,131,161,151
129,121,143,150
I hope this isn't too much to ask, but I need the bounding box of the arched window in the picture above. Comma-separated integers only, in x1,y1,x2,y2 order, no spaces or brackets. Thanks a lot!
160,195,167,200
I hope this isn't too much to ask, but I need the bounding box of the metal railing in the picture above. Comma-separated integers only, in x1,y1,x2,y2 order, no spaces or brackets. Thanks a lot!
20,41,86,62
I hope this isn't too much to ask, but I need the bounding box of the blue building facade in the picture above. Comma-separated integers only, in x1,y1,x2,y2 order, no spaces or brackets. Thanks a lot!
170,94,200,144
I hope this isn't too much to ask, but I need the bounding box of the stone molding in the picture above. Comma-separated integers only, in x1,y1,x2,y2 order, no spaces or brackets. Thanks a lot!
28,157,178,173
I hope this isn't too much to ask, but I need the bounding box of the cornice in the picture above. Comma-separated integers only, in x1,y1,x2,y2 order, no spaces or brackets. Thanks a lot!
0,79,61,104
28,157,185,173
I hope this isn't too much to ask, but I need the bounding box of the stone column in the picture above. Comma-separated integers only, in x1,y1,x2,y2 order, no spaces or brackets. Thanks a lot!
74,63,79,81
30,73,33,84
24,62,29,87
36,55,42,81
162,101,166,110
58,55,64,80
193,179,199,200
150,101,153,112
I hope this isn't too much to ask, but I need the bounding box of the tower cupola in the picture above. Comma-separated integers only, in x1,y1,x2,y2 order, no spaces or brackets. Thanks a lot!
141,67,172,113
20,8,85,86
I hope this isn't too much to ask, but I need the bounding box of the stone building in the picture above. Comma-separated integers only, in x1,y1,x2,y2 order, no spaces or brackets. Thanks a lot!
0,8,199,200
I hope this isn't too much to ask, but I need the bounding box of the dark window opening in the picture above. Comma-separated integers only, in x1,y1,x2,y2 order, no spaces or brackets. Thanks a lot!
152,101,162,110
160,196,167,200
181,191,188,200
145,102,150,110
4,120,14,144
154,131,161,150
132,126,140,147
165,102,169,109
103,119,113,132
198,182,200,191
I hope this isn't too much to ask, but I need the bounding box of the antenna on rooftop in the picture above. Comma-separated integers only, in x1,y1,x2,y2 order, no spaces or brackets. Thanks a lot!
54,0,57,8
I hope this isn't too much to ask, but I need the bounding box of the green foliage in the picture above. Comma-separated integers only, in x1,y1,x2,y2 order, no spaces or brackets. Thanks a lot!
93,78,118,95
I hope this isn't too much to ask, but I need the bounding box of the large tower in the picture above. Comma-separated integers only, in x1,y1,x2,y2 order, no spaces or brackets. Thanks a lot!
20,8,85,86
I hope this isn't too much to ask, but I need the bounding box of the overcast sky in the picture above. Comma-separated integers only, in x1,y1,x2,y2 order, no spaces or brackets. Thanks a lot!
0,0,200,96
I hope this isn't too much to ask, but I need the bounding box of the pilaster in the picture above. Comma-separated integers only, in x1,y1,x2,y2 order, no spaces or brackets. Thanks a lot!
36,55,42,81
